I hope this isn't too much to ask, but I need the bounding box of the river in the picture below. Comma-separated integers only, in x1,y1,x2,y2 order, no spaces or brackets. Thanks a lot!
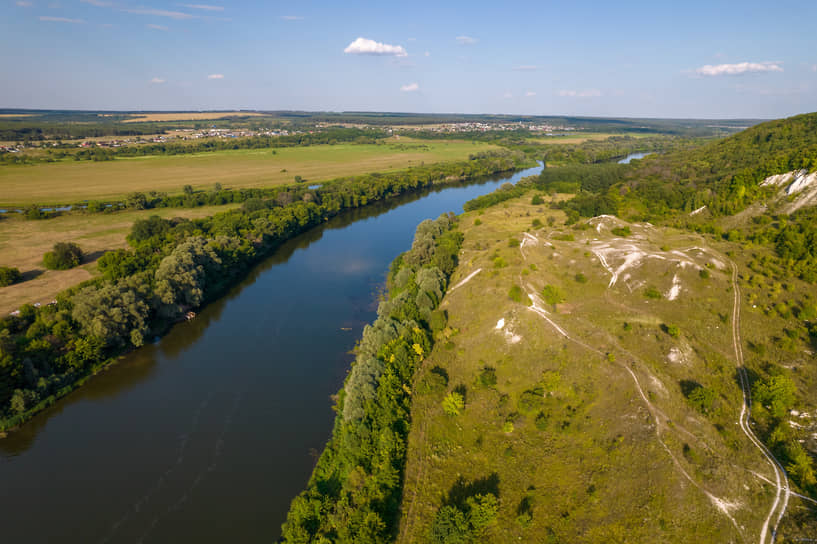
617,152,652,164
0,163,543,544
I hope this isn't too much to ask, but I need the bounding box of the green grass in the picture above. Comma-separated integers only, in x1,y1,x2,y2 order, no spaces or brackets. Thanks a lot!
398,193,817,542
0,139,498,206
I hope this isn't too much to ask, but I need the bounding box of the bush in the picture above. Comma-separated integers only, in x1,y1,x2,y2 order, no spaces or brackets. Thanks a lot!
666,324,681,338
531,194,544,205
574,272,587,283
43,242,83,270
531,218,542,228
753,375,796,419
508,238,520,248
644,286,662,299
478,367,497,387
508,284,525,303
0,266,22,287
541,284,564,305
699,268,710,279
442,391,465,416
611,226,631,237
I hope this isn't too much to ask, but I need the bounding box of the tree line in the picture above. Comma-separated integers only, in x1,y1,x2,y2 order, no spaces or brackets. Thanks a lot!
0,149,530,430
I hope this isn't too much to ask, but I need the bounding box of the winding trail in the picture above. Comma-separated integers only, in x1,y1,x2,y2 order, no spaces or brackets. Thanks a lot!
726,258,791,544
448,268,482,293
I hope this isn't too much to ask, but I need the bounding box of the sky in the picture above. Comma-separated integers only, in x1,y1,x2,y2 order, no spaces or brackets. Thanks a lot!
2,0,816,119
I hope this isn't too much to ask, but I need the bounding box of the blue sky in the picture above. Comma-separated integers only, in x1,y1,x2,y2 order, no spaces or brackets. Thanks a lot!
2,0,816,118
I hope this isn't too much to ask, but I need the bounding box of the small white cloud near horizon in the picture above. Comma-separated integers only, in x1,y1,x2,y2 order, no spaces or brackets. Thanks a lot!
695,61,783,77
344,37,407,57
558,89,602,98
182,4,223,11
80,0,111,6
424,51,430,57
207,73,224,79
456,35,477,45
147,23,168,30
16,1,33,6
525,91,536,97
400,82,419,92
503,91,513,99
280,15,303,20
811,64,817,72
39,15,84,23
150,77,166,84
513,65,537,71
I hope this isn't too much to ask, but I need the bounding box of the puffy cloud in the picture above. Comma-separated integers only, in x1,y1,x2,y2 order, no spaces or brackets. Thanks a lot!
16,1,33,6
344,37,407,57
150,77,165,84
207,74,224,79
182,4,223,11
424,51,430,57
39,15,84,23
503,92,513,99
400,82,419,92
80,0,111,6
147,23,168,30
695,61,783,76
513,65,537,71
525,91,536,97
558,89,602,98
280,15,303,20
456,35,477,45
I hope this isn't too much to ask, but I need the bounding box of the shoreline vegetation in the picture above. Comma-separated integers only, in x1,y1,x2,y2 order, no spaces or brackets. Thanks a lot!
0,150,533,433
281,213,463,543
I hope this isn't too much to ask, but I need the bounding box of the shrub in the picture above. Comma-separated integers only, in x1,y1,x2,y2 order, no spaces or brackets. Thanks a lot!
474,218,482,226
508,284,525,303
699,268,710,279
611,226,631,237
43,242,83,270
685,385,717,414
442,391,465,416
493,256,507,268
666,324,680,338
644,286,662,299
753,375,796,419
541,284,564,305
0,266,22,287
534,411,549,430
531,194,544,205
508,238,520,248
478,367,497,387
574,272,587,283
531,218,543,228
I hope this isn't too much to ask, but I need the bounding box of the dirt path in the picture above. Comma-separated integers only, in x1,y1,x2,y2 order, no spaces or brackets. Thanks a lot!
448,268,482,293
725,258,791,544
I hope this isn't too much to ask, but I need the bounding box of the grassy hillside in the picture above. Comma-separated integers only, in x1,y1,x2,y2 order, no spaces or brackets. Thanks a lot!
398,194,817,542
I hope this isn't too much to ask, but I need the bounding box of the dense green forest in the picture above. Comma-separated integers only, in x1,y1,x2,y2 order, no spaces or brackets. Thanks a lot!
281,214,463,542
0,149,530,430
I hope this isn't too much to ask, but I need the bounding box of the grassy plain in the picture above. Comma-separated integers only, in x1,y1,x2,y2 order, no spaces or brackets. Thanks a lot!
397,194,817,542
0,204,239,314
0,140,497,206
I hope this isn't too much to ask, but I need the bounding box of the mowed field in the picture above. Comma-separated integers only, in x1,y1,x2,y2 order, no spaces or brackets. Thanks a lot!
120,111,267,122
0,140,497,206
0,204,239,314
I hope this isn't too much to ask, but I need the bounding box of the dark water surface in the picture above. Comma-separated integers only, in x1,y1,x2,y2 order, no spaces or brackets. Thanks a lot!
0,164,542,543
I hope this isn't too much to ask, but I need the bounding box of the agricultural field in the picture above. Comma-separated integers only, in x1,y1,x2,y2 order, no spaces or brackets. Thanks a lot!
0,204,239,314
398,194,817,542
0,139,497,206
120,111,267,123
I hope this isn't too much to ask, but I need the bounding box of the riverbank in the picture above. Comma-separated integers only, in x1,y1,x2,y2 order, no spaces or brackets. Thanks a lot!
0,150,536,433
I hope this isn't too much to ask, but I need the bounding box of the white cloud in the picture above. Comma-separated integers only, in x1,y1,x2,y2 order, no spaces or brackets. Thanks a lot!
558,89,602,98
16,1,33,7
182,4,223,11
513,65,537,71
280,15,303,20
150,77,165,84
695,61,783,76
80,0,110,6
39,15,84,22
400,82,419,92
207,73,224,79
525,91,536,97
811,64,817,73
503,92,513,99
456,35,477,45
147,23,168,30
122,7,195,19
344,37,407,57
424,51,430,57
